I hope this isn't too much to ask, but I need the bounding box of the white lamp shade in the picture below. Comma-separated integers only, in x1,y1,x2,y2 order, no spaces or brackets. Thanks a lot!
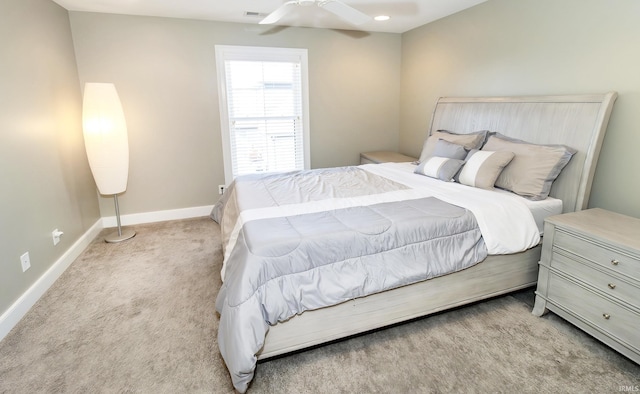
82,83,130,195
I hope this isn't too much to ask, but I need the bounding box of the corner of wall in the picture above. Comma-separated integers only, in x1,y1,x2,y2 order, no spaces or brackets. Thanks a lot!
0,219,104,342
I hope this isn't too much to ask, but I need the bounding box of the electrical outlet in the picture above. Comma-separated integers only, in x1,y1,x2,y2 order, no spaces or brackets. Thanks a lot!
218,185,226,195
20,252,30,272
52,229,64,246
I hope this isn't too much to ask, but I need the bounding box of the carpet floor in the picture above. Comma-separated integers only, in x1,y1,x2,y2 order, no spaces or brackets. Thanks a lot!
0,217,638,393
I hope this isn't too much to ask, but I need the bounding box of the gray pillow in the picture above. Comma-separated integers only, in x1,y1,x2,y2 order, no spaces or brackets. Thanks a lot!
415,156,465,181
482,133,576,200
418,129,489,163
430,139,468,160
456,149,515,189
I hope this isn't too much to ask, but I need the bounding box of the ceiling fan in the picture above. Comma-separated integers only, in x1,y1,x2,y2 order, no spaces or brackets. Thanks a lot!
260,0,371,26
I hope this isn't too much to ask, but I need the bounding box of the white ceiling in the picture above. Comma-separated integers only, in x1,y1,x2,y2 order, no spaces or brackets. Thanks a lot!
51,0,486,34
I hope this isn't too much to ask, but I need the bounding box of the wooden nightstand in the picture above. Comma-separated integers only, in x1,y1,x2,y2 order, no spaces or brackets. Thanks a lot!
533,208,640,364
360,151,417,165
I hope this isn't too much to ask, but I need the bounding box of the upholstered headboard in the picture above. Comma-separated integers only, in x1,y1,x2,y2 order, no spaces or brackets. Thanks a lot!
428,93,617,213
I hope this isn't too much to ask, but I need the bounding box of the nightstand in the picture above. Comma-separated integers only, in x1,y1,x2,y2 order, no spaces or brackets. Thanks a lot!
533,208,640,364
360,151,417,165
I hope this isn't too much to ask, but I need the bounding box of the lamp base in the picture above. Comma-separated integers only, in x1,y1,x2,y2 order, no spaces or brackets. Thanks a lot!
105,228,136,243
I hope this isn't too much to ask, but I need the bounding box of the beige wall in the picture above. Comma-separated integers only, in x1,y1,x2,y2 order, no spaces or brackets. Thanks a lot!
68,13,402,217
400,0,640,218
3,0,639,334
0,0,99,316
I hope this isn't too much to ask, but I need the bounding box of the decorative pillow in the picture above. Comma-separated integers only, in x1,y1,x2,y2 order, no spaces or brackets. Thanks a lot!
425,138,468,162
456,149,515,189
482,133,577,200
415,156,465,181
418,130,489,163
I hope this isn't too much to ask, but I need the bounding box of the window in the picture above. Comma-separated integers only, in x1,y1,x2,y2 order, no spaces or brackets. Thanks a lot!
215,45,310,184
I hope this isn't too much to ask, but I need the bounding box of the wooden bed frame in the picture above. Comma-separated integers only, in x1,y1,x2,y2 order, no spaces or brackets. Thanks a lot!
257,92,618,360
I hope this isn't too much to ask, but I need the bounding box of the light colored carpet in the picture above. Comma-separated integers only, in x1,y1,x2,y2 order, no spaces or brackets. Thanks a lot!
0,217,638,393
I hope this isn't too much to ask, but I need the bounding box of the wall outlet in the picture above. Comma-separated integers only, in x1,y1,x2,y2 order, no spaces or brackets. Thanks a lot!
52,229,64,246
20,252,30,272
218,185,226,195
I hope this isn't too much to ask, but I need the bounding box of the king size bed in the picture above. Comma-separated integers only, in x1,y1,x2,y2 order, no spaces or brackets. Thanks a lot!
211,92,617,392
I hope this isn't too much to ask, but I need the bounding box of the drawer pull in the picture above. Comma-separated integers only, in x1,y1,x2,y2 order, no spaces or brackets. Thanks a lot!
603,313,611,320
610,259,619,266
607,283,616,290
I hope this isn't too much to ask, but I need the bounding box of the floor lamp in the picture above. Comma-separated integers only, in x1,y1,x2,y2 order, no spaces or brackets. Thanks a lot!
82,83,136,243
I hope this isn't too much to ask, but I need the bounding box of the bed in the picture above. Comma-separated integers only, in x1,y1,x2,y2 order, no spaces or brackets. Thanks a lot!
212,92,617,392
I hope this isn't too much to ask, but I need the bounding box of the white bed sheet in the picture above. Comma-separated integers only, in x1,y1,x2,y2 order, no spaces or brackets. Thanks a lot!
359,162,541,254
362,162,561,236
493,188,562,234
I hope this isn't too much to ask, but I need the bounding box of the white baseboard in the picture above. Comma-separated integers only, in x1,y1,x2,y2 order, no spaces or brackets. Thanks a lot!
101,205,214,228
0,205,215,342
0,219,104,342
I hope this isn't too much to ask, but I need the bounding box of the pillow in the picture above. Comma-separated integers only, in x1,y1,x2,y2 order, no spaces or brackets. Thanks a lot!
415,156,465,181
456,149,515,189
418,130,489,163
426,138,468,161
482,133,577,200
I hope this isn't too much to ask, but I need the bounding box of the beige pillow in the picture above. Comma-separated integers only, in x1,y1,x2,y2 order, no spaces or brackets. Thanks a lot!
418,130,488,163
483,133,576,200
456,150,515,189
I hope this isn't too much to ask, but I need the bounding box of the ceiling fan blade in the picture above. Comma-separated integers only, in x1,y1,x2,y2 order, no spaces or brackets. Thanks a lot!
259,1,298,25
320,0,370,25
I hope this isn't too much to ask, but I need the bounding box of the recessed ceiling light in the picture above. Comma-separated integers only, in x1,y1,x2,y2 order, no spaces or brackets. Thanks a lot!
374,15,390,21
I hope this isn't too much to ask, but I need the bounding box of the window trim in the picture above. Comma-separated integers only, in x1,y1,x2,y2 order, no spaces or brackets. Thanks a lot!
215,45,311,185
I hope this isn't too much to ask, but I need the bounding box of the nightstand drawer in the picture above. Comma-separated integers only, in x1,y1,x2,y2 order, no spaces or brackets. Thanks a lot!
534,209,640,363
548,274,640,350
554,230,640,280
551,250,640,309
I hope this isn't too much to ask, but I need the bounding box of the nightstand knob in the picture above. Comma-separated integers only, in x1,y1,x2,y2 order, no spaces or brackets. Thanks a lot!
607,283,616,290
611,259,619,266
603,313,611,320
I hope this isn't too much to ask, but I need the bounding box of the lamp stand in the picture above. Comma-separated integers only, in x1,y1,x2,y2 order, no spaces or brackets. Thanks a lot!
105,194,136,243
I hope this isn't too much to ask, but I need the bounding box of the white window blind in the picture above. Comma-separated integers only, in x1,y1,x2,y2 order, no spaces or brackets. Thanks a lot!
215,46,310,184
